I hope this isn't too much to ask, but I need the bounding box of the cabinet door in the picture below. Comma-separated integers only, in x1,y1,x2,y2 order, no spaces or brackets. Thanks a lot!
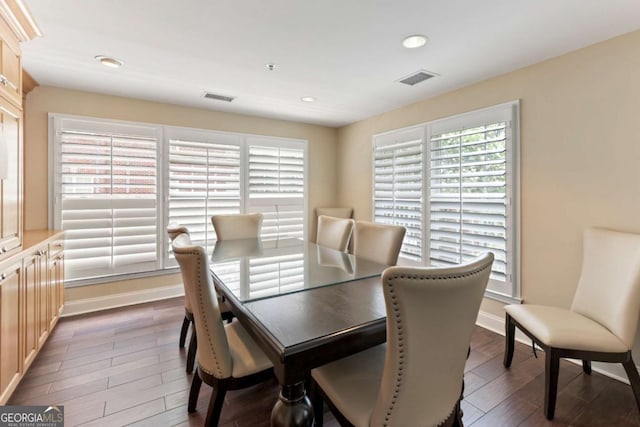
37,251,47,347
0,259,21,403
0,101,21,260
22,252,41,369
48,241,65,319
0,25,21,106
48,256,56,330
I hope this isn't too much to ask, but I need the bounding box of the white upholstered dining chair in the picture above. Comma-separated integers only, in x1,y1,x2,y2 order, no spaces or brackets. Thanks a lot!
211,212,263,240
166,224,198,373
353,221,406,266
504,228,640,420
316,215,355,252
311,252,494,426
172,233,274,427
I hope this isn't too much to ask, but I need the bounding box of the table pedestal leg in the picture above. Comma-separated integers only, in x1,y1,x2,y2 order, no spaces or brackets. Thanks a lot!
270,382,314,427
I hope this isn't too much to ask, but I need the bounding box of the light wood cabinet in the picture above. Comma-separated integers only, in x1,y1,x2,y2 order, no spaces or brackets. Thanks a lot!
34,247,48,347
22,250,41,369
0,257,22,403
0,100,22,260
0,16,21,107
0,0,55,406
0,231,64,405
48,241,64,329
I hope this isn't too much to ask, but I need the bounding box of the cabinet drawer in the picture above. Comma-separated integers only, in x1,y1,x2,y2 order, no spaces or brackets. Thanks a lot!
49,240,64,258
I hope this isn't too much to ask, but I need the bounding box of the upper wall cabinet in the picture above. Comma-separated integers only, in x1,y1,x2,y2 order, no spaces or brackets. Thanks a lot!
0,23,20,106
0,101,21,258
0,0,40,262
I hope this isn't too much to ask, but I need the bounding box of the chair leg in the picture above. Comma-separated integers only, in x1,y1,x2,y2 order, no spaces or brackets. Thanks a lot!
503,314,516,368
205,383,227,427
188,370,203,413
622,356,640,416
310,379,324,427
582,360,592,375
453,400,464,427
187,326,197,374
544,349,560,420
179,316,190,348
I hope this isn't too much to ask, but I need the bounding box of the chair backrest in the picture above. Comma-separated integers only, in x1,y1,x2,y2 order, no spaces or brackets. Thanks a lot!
315,207,353,219
172,233,233,379
316,215,355,252
167,224,192,312
352,221,406,265
371,253,494,427
571,228,640,349
211,213,263,241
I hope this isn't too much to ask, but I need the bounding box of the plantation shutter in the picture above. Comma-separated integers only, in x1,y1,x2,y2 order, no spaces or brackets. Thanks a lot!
246,138,306,240
52,118,160,281
373,127,424,261
428,105,515,296
167,133,242,260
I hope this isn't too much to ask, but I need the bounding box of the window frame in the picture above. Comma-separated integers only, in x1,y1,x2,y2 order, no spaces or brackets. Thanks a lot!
371,101,521,303
49,113,308,287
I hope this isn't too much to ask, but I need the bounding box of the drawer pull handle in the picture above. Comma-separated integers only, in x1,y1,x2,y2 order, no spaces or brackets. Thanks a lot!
1,246,7,253
0,273,6,281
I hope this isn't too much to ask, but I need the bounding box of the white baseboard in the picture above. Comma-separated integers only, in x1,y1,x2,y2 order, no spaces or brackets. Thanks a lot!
475,309,633,386
61,284,184,317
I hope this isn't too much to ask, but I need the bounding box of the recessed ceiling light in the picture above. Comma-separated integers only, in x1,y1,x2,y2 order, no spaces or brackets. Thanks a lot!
95,55,124,68
402,34,428,49
301,96,316,103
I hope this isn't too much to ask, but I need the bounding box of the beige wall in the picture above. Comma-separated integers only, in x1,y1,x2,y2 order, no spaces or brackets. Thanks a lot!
337,30,640,317
24,87,339,300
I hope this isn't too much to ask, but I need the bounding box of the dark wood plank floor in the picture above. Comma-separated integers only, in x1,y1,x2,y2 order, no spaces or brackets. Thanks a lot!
8,297,640,426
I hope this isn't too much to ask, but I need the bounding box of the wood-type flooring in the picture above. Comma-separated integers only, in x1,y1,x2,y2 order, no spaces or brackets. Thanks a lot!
8,297,640,426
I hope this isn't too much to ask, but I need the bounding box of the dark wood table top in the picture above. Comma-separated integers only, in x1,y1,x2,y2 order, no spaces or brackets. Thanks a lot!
210,240,389,383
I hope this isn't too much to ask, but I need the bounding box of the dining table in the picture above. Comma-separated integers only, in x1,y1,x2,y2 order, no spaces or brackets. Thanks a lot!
209,237,390,427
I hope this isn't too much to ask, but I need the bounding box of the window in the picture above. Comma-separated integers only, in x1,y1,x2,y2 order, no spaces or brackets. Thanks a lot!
166,129,242,263
51,117,161,281
246,137,306,240
372,101,520,302
50,115,308,285
372,126,424,261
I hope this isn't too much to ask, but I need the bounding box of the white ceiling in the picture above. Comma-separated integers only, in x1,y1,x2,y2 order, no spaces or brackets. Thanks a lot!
21,0,640,128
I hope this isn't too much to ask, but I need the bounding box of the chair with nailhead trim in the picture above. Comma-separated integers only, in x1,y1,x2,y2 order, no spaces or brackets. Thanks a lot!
167,224,198,373
172,233,274,426
310,252,494,427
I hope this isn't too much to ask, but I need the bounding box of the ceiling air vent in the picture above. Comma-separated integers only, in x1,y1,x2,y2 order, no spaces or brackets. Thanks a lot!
397,70,438,86
203,92,235,102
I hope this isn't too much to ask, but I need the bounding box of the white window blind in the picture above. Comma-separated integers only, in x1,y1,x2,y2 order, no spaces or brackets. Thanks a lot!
247,138,306,240
52,117,160,281
373,127,424,261
428,117,513,296
371,102,519,301
51,115,308,286
167,135,241,260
